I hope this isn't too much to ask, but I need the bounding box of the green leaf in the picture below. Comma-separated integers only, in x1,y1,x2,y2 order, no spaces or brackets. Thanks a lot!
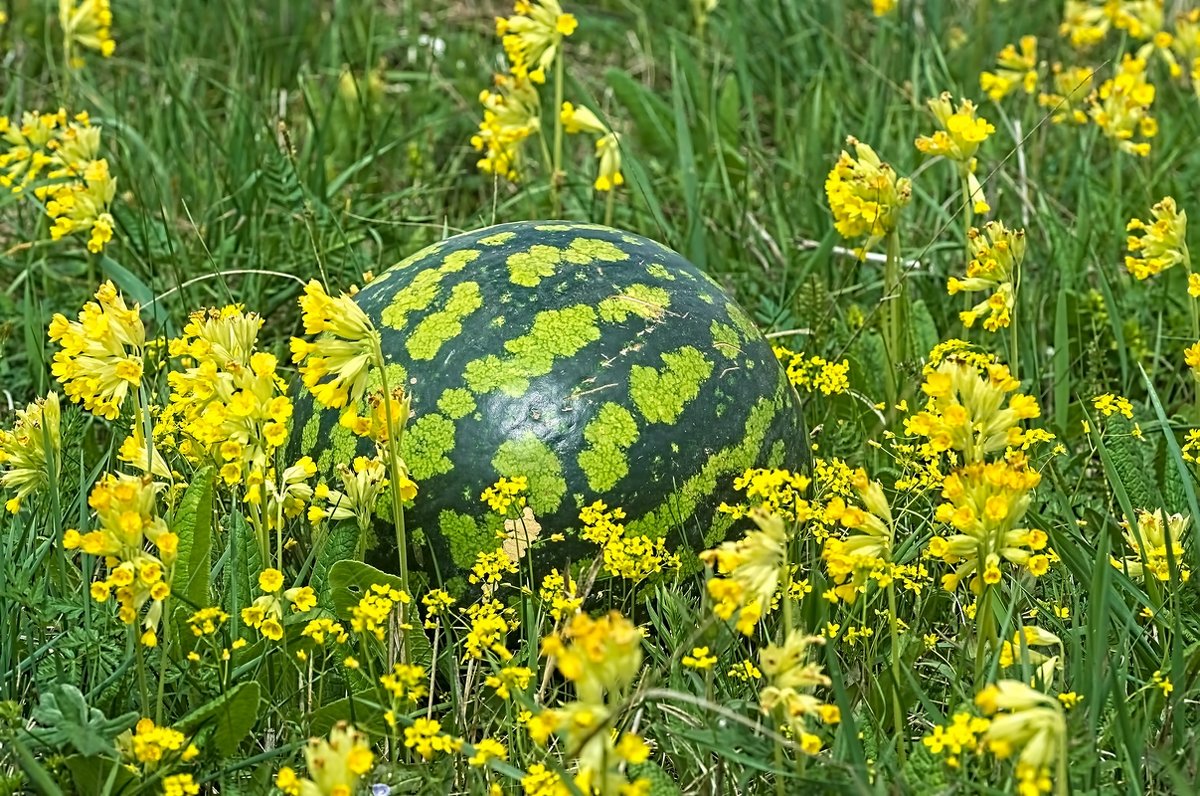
26,685,138,757
171,467,215,610
605,68,676,160
309,695,390,737
62,754,137,796
1105,416,1156,513
177,680,262,756
314,520,361,611
225,511,262,637
9,736,65,796
328,560,406,621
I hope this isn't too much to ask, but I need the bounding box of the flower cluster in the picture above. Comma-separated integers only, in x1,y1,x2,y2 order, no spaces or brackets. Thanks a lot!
561,102,624,191
63,473,177,646
48,281,145,420
824,136,912,252
1088,55,1157,157
821,468,897,603
60,0,117,67
773,345,851,395
914,93,994,214
980,37,1040,101
538,610,650,793
163,305,294,487
702,509,787,634
291,280,381,414
950,221,1026,332
975,681,1066,795
1124,196,1188,280
578,500,678,581
350,582,411,642
117,717,198,771
471,74,541,182
0,109,118,251
495,0,577,84
1038,63,1095,124
1112,509,1191,583
758,631,838,752
720,467,812,522
0,393,62,513
240,568,316,641
275,723,374,796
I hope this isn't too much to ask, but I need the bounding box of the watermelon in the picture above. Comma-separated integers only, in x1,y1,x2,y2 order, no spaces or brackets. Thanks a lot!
294,221,806,585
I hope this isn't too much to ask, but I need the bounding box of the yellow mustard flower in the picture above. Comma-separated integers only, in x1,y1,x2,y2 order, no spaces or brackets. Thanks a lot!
682,646,718,669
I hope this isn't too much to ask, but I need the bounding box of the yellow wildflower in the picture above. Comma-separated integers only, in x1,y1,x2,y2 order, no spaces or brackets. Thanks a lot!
950,221,1024,331
914,93,994,213
1112,509,1191,583
980,37,1040,101
824,136,912,252
0,393,62,513
700,509,788,634
496,0,577,84
975,681,1065,793
758,631,835,741
471,74,541,183
48,281,145,420
59,0,116,67
1124,196,1188,280
291,280,380,412
1037,63,1095,124
682,647,718,670
1088,55,1157,157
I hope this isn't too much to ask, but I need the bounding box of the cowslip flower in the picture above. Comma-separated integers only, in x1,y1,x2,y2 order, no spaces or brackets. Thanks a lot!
1037,63,1095,124
821,468,896,603
1124,196,1188,280
275,723,374,796
0,393,62,512
1060,0,1113,49
998,626,1062,683
309,454,396,538
48,281,145,420
758,631,837,751
470,73,541,182
240,568,317,641
59,0,116,67
291,280,381,413
700,509,788,634
915,93,995,214
44,155,117,252
975,681,1066,794
0,109,66,193
1088,55,1157,157
904,357,1040,463
824,136,912,252
541,610,643,704
561,103,625,191
950,221,1025,332
495,0,577,84
62,473,176,645
980,37,1040,102
1112,508,1191,583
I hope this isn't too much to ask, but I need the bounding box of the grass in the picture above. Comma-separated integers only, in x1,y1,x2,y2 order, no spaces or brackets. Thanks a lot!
2,0,1200,794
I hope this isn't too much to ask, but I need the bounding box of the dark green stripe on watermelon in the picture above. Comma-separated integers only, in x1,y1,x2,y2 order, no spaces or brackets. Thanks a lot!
293,221,807,582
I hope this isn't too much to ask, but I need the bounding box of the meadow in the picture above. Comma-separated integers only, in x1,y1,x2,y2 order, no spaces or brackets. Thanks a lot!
1,0,1199,794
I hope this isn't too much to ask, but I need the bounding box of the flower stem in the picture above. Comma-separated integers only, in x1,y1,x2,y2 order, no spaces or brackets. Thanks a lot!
373,342,411,663
887,581,906,767
551,54,565,216
1010,255,1020,381
882,228,903,405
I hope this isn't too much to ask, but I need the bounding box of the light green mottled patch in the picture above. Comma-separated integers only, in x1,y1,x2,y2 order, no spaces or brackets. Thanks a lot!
317,419,358,475
301,409,323,454
508,245,564,287
698,292,714,304
406,281,483,360
464,305,600,396
365,363,408,392
534,223,574,231
439,509,498,570
479,231,517,246
768,438,787,467
629,346,715,424
710,320,741,360
646,262,675,280
626,389,782,553
564,237,630,264
492,434,567,515
577,403,639,492
437,388,476,420
598,284,670,323
441,249,481,272
725,302,760,341
401,413,456,480
381,250,479,330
